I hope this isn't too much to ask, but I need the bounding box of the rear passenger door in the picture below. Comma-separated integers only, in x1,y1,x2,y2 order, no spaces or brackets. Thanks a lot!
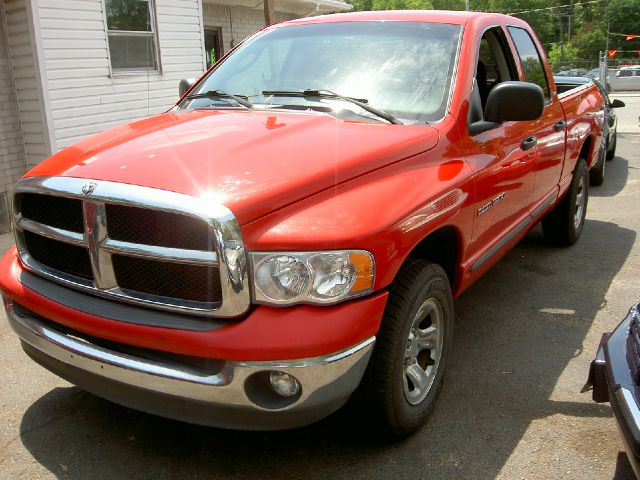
507,26,566,208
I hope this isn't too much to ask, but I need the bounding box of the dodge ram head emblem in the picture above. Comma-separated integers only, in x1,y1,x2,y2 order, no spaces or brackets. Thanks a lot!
82,182,98,196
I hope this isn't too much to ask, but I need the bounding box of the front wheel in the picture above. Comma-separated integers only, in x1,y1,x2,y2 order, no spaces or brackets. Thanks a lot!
542,159,589,246
359,259,454,437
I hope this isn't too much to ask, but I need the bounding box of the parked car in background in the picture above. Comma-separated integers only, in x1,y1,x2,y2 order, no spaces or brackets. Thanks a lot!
584,302,640,478
572,68,588,76
618,66,640,75
610,66,640,91
553,75,623,185
596,81,625,161
585,68,601,79
555,68,588,77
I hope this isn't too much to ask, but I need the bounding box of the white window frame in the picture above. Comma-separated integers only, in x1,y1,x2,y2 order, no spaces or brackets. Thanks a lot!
102,0,162,76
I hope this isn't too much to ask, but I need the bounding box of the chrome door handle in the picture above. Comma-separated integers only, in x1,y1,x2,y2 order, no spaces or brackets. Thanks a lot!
555,120,567,131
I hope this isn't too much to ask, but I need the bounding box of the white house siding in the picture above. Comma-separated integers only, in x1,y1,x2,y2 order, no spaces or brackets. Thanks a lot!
0,1,26,228
38,0,206,151
4,0,48,168
202,3,296,54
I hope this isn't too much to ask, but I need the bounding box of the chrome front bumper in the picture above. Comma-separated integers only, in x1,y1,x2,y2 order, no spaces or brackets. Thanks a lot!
5,300,374,430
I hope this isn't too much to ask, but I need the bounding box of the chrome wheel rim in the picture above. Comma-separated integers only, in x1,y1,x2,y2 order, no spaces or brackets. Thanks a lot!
574,175,585,230
403,297,444,405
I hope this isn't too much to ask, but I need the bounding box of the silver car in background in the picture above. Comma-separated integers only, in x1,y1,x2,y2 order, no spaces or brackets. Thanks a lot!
609,66,640,91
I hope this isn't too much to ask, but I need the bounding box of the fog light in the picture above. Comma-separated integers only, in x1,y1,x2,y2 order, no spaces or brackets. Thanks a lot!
268,371,300,398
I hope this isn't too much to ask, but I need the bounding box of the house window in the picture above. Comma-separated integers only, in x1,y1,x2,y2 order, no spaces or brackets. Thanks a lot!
105,0,159,72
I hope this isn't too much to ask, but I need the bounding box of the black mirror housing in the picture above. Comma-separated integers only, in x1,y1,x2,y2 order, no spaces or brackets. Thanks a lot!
484,81,545,123
610,99,625,108
179,78,196,97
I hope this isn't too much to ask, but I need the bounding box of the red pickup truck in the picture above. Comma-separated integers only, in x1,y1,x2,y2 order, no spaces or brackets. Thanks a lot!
1,10,604,436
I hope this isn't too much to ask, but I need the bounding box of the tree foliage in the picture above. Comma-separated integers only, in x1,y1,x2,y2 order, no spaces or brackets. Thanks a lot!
548,42,579,70
352,0,433,11
571,28,606,67
606,0,640,65
344,0,640,68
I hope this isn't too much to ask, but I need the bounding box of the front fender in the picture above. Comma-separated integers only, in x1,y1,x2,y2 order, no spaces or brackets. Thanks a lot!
242,129,476,292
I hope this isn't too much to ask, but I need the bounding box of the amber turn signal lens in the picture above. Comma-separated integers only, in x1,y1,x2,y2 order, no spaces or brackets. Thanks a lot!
349,252,374,293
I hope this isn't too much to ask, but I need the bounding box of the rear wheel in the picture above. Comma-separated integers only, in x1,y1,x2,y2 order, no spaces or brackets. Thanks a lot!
542,159,589,246
606,133,617,161
359,259,454,437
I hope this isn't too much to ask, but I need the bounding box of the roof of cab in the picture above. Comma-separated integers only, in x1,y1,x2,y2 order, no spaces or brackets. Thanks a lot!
276,9,511,27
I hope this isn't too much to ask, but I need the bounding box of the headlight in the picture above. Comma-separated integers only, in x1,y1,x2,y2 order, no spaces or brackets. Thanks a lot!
251,250,374,305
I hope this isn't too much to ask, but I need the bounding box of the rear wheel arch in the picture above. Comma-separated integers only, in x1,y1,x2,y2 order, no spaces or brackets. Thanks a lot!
580,135,595,168
606,132,617,161
542,158,589,246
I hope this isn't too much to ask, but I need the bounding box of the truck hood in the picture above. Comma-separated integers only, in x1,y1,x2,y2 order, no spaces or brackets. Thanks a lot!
27,109,440,224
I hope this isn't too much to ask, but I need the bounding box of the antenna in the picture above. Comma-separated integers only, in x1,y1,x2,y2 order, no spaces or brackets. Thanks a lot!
147,2,151,117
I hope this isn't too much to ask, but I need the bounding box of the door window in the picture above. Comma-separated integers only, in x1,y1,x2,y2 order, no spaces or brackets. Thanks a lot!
468,27,518,127
507,27,550,100
477,30,518,106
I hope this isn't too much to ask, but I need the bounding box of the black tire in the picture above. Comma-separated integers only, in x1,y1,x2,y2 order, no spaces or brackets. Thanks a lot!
589,144,606,186
606,133,617,161
359,259,454,437
542,159,589,246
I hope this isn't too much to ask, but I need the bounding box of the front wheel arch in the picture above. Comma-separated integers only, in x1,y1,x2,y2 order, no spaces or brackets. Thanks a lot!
403,225,463,292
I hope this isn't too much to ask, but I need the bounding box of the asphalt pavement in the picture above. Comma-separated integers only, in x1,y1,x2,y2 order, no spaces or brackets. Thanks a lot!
1,134,640,479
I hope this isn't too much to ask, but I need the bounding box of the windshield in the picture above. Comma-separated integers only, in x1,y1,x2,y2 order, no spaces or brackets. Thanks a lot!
181,21,462,123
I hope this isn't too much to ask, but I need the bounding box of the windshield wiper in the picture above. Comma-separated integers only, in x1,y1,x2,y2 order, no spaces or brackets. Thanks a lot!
185,90,254,110
262,89,402,125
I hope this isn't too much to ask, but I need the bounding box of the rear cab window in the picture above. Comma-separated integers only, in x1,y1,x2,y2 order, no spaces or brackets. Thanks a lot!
507,27,551,101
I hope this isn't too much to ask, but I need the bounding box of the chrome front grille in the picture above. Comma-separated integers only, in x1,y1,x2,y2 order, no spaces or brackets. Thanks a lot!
105,203,215,251
20,193,84,233
23,230,94,280
12,177,250,318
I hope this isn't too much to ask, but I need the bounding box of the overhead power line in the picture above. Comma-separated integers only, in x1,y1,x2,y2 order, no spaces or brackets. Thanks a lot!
508,0,601,15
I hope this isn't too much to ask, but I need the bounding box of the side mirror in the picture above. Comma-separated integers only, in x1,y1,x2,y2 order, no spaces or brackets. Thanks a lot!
610,99,625,108
484,81,545,123
179,78,196,97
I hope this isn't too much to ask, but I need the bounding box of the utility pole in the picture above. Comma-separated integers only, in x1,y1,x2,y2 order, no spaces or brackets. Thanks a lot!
559,12,565,67
465,0,470,11
604,20,610,79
